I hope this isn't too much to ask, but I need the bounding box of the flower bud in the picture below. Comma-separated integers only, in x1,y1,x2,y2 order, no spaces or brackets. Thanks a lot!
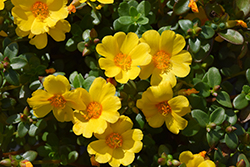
93,38,100,44
132,107,139,114
128,101,135,108
90,29,98,39
225,126,236,133
158,157,166,165
172,159,181,166
0,159,11,166
167,154,173,160
82,47,91,57
166,159,172,166
236,159,246,167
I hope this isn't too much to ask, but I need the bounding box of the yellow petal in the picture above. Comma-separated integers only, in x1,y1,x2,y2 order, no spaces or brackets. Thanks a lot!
0,1,4,10
114,31,126,50
139,61,154,80
111,115,133,134
43,75,71,95
29,33,47,49
130,43,151,66
165,112,188,134
97,0,114,4
115,70,130,84
170,50,192,77
147,113,165,128
169,95,191,116
96,35,119,59
15,27,29,37
99,58,121,77
87,140,113,163
109,157,122,167
53,105,73,122
49,20,71,41
78,87,92,105
179,151,194,164
12,8,35,31
94,125,113,139
141,30,160,55
148,81,173,102
150,68,163,85
120,32,139,55
89,118,108,134
122,129,143,141
12,0,36,10
127,66,141,80
198,160,216,167
112,147,125,159
31,18,48,34
32,103,53,118
136,96,159,118
120,151,135,166
160,72,177,88
64,89,86,111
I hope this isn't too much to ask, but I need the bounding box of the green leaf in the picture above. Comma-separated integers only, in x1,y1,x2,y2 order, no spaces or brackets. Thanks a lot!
233,93,249,109
10,57,28,70
200,26,215,39
206,130,222,147
210,107,226,125
181,118,200,136
68,151,79,163
225,132,238,150
85,56,98,70
191,109,209,127
71,23,83,37
22,150,38,161
237,154,250,167
207,67,221,88
243,85,250,94
235,0,250,17
4,68,20,86
91,9,101,25
246,69,250,84
135,113,145,129
173,0,190,15
1,98,16,109
83,76,96,91
6,114,20,124
194,82,210,97
28,124,38,137
118,2,130,16
82,29,91,41
29,80,42,91
137,16,149,25
225,109,237,125
218,29,244,45
77,41,86,53
189,38,201,53
137,1,151,16
118,16,133,25
17,122,29,138
188,94,207,111
158,26,171,34
4,42,19,60
178,19,193,32
216,91,232,108
129,6,138,17
234,124,245,136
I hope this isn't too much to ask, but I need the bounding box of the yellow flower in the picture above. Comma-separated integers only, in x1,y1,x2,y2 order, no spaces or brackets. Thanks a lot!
97,32,151,84
179,151,216,167
139,30,192,86
87,115,143,167
27,75,85,122
15,19,71,49
136,80,191,134
0,0,6,10
72,77,121,138
80,0,114,4
185,6,209,26
188,0,199,13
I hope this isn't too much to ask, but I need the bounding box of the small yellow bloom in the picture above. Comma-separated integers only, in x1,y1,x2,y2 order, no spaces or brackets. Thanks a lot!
139,30,192,86
87,115,143,167
97,32,151,84
136,80,191,134
15,19,71,49
188,0,199,13
27,75,85,122
179,151,216,167
0,0,6,10
80,0,114,4
236,20,248,28
73,77,121,138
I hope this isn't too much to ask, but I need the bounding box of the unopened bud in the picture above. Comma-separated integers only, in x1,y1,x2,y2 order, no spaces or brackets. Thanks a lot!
158,158,166,165
23,106,30,116
106,78,117,87
213,85,220,91
3,57,9,62
225,126,236,133
82,47,91,57
93,38,100,44
3,61,10,69
0,159,11,166
242,133,250,144
90,29,98,39
167,154,173,160
236,159,246,167
20,160,33,167
128,101,135,108
132,107,139,114
166,159,172,166
172,159,181,166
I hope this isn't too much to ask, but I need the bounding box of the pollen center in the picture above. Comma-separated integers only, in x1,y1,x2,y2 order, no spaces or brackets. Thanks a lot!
31,1,49,21
114,53,132,71
153,50,171,72
106,132,123,149
48,94,66,109
81,101,102,120
155,101,171,116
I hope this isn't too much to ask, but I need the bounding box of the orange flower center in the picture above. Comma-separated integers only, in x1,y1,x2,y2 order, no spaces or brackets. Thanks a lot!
106,132,123,149
155,101,171,116
153,50,171,72
31,1,49,21
114,53,132,71
48,94,66,109
81,102,102,120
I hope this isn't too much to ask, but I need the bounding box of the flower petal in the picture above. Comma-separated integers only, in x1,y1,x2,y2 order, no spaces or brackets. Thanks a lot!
43,75,71,95
53,105,73,122
141,29,160,55
130,43,151,66
120,32,139,55
114,31,126,50
99,58,121,77
87,140,112,163
179,151,194,164
159,30,175,55
165,112,188,134
29,33,48,49
96,35,119,59
198,160,216,167
97,0,114,4
49,20,70,41
120,151,135,166
111,115,133,134
146,113,165,128
64,88,86,111
168,95,191,116
139,61,154,80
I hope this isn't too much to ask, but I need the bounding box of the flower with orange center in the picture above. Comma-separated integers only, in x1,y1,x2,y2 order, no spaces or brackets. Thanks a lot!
188,0,199,13
0,0,6,10
72,77,121,138
87,115,143,167
179,151,215,167
136,80,191,134
97,32,151,84
27,75,86,122
139,30,192,86
11,0,70,49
